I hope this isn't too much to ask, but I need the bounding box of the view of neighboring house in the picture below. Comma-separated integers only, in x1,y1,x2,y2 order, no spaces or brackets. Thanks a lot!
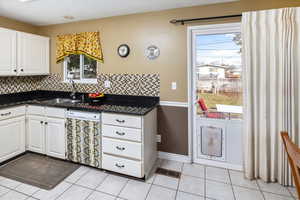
196,33,243,109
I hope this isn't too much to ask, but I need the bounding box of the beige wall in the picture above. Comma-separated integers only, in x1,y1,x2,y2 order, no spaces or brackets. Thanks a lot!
0,16,38,33
37,0,300,102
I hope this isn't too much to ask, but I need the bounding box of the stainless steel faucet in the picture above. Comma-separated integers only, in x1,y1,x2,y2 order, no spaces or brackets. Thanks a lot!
70,79,77,100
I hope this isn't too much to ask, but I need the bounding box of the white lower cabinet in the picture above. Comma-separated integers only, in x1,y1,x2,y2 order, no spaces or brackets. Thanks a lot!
102,154,142,178
26,106,66,159
102,109,157,178
26,115,45,154
45,117,65,159
0,116,25,163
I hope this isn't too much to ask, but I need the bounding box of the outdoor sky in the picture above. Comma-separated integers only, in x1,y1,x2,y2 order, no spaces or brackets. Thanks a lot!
196,33,242,67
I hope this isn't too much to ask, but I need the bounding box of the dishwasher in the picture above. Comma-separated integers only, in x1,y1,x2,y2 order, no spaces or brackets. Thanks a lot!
66,110,101,168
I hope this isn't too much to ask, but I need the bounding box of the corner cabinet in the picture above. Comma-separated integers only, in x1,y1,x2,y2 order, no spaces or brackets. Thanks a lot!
0,27,49,76
0,106,26,163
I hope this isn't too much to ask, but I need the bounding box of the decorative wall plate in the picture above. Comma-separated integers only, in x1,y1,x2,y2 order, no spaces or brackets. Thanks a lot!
145,45,160,60
118,44,130,57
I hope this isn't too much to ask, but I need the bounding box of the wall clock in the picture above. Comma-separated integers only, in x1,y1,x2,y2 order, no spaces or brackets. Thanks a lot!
145,45,160,60
118,44,130,57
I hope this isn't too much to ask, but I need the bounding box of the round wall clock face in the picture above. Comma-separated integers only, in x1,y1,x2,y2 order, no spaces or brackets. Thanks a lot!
145,45,160,60
118,44,130,57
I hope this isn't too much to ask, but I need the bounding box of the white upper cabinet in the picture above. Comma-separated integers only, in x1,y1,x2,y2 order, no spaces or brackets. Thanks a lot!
18,32,49,75
0,28,17,76
0,27,49,76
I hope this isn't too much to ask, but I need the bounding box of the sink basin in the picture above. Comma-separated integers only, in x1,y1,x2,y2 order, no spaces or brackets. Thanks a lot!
41,98,82,104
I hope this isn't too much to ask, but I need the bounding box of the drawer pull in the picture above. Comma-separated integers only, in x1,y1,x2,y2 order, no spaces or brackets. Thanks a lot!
116,131,125,136
116,146,125,151
115,163,125,168
116,119,125,123
0,112,11,116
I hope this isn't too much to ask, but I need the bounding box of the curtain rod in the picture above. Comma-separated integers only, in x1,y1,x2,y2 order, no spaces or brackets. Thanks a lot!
170,14,242,25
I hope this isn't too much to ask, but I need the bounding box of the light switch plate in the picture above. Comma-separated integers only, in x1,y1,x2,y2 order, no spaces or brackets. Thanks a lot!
171,82,177,90
104,80,111,88
157,135,161,143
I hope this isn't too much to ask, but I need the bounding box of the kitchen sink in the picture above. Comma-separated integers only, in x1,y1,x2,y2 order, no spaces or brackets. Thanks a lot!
41,98,82,104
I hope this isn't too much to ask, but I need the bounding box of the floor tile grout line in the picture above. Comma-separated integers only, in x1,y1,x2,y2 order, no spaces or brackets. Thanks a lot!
144,182,153,200
256,179,267,200
144,169,158,200
54,167,92,200
0,185,12,197
116,179,129,199
53,181,75,200
83,172,112,200
174,162,184,200
204,165,207,200
256,180,295,198
227,168,236,200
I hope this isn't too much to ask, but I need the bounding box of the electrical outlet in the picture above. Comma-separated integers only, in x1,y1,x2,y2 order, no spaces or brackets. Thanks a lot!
104,80,111,88
156,135,161,143
171,82,177,90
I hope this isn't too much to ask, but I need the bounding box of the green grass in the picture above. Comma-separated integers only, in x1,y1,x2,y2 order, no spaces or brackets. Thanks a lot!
199,92,242,109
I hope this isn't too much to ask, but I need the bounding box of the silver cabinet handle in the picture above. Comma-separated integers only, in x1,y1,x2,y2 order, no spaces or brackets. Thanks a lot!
116,119,125,123
115,163,125,168
116,131,125,136
116,146,125,151
1,112,11,116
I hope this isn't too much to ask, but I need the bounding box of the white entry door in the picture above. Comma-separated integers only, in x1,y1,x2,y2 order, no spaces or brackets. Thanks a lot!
188,23,244,170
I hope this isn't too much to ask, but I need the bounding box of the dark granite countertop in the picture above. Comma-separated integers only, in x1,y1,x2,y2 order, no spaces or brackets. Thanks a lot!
0,91,159,116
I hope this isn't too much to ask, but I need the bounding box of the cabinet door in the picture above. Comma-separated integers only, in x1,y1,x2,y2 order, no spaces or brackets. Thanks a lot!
26,115,45,154
45,117,66,159
0,28,17,76
0,116,25,163
18,32,49,75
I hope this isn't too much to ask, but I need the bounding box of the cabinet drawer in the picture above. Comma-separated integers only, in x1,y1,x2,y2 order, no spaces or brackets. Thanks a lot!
102,125,142,142
102,154,143,178
0,106,25,121
102,138,142,160
26,105,45,116
102,113,141,129
46,107,65,118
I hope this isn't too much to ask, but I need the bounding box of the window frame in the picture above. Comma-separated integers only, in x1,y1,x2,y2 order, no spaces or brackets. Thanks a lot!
63,54,98,84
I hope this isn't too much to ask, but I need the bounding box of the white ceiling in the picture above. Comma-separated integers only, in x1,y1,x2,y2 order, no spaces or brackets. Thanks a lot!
0,0,237,26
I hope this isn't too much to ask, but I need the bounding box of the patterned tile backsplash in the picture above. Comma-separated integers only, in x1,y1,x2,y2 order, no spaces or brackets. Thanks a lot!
0,76,43,95
0,73,160,97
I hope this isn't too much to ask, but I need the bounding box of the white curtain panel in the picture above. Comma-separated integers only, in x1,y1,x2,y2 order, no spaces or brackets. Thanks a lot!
242,7,300,185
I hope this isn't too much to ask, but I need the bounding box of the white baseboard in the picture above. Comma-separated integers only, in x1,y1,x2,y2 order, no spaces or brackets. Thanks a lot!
158,151,191,163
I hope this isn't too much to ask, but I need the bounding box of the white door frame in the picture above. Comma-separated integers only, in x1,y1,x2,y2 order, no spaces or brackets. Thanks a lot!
187,22,241,163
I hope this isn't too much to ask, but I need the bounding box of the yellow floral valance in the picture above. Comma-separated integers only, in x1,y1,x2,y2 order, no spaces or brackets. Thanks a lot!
56,31,103,63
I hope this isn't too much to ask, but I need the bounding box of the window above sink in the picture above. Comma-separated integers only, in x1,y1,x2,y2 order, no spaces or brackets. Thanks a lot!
64,54,98,84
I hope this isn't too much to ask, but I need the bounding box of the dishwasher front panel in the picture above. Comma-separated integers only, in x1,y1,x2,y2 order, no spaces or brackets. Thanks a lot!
66,118,101,168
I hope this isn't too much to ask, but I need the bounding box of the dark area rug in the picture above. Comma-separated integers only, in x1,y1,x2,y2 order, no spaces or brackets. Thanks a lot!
0,153,79,190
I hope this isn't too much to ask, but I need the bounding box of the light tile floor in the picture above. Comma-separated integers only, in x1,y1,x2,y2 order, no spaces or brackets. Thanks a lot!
0,159,297,200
